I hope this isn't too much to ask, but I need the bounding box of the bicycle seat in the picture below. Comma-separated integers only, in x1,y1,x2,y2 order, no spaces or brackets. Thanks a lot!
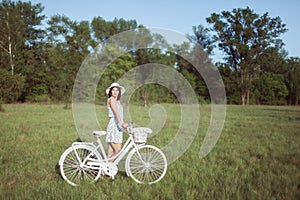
93,131,107,137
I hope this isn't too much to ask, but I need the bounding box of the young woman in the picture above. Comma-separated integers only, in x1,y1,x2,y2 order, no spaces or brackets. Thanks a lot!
105,82,128,161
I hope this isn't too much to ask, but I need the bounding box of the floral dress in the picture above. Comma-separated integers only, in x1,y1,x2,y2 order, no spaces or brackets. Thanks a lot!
106,99,123,143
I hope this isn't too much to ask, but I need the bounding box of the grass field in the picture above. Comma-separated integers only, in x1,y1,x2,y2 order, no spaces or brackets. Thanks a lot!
0,103,299,199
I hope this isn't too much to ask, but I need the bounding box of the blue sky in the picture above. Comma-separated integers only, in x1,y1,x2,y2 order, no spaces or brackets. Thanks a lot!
30,0,300,61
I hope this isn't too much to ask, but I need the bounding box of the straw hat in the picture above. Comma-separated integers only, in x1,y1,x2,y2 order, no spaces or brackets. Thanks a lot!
106,82,125,95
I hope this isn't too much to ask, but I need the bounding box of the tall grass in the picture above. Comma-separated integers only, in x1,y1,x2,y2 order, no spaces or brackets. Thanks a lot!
0,104,299,199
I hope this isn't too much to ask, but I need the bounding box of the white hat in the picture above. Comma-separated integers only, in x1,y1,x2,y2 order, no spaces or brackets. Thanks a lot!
106,82,125,95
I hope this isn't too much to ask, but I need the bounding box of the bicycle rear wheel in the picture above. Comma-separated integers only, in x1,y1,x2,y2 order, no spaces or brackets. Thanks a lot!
126,145,167,184
60,145,102,186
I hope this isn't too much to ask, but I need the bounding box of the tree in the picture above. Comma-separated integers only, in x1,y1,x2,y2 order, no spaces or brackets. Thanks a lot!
0,0,45,75
216,62,241,104
91,17,139,44
285,57,300,105
250,47,289,104
189,24,215,55
206,7,287,105
44,15,93,102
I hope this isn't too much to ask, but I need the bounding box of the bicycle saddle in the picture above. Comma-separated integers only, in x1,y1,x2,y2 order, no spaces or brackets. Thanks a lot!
93,131,107,137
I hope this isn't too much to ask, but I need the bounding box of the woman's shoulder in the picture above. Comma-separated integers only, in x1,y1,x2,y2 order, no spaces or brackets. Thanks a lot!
107,97,117,106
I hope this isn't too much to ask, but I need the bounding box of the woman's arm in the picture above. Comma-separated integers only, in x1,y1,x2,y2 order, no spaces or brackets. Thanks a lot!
108,97,127,128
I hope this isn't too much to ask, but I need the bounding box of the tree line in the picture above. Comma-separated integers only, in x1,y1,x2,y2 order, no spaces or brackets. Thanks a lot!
0,0,299,105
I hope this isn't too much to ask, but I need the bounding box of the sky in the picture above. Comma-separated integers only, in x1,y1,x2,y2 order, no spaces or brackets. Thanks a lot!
30,0,300,61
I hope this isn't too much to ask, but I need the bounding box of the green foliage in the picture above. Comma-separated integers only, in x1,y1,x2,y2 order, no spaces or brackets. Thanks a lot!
0,69,25,103
91,16,139,43
217,63,241,104
190,24,215,54
96,51,136,103
285,57,300,105
0,1,299,105
253,72,288,105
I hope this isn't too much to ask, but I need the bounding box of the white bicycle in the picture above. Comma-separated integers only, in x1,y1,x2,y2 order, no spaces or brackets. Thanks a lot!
59,123,167,186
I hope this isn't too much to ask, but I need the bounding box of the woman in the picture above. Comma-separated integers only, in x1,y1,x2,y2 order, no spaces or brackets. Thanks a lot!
105,82,128,161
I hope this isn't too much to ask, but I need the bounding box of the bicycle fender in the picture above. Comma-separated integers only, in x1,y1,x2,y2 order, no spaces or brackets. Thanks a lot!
58,143,97,166
59,146,73,166
71,142,96,148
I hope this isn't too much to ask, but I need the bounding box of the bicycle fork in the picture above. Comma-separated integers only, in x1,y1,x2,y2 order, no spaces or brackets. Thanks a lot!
132,144,147,165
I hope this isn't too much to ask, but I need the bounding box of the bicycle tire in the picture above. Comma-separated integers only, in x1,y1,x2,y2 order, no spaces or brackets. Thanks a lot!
125,145,167,184
59,145,102,186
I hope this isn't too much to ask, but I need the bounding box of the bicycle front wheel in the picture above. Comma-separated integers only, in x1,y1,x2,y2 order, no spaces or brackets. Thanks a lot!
60,145,102,186
126,145,167,184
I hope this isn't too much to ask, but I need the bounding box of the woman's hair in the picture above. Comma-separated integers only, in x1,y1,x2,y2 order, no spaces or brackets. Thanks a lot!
108,86,121,100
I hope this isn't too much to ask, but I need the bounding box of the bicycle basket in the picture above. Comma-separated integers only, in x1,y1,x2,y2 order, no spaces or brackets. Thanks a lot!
132,127,152,143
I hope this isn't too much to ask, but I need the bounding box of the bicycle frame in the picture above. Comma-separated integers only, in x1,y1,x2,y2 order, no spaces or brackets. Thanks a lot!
73,132,145,169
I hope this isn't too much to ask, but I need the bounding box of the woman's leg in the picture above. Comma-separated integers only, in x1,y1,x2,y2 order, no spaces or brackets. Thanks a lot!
107,143,115,159
107,143,122,161
106,143,122,178
113,143,122,155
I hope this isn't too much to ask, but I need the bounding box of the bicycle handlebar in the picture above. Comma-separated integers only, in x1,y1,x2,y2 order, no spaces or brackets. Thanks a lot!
126,121,134,134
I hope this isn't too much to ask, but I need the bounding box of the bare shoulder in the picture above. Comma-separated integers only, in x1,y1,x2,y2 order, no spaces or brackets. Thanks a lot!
108,97,116,106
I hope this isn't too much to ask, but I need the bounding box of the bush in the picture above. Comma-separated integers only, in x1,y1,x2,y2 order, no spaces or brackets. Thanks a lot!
0,69,25,103
198,95,208,104
25,94,50,103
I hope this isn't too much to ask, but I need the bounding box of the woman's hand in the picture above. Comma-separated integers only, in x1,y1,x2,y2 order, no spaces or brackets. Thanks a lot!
121,122,128,129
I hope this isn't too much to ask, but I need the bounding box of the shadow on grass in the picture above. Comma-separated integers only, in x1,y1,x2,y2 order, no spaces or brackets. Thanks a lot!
55,163,63,179
55,138,82,181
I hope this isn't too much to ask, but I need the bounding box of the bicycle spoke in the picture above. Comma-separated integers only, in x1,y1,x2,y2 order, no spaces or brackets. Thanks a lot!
60,146,102,186
127,145,167,184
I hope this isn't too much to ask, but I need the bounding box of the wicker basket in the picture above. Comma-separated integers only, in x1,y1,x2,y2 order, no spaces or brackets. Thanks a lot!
132,127,152,143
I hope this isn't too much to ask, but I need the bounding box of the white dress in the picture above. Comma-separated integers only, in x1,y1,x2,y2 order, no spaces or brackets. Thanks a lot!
106,100,123,143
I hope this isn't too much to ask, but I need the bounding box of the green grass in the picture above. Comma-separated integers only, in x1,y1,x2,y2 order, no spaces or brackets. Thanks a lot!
0,104,299,199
